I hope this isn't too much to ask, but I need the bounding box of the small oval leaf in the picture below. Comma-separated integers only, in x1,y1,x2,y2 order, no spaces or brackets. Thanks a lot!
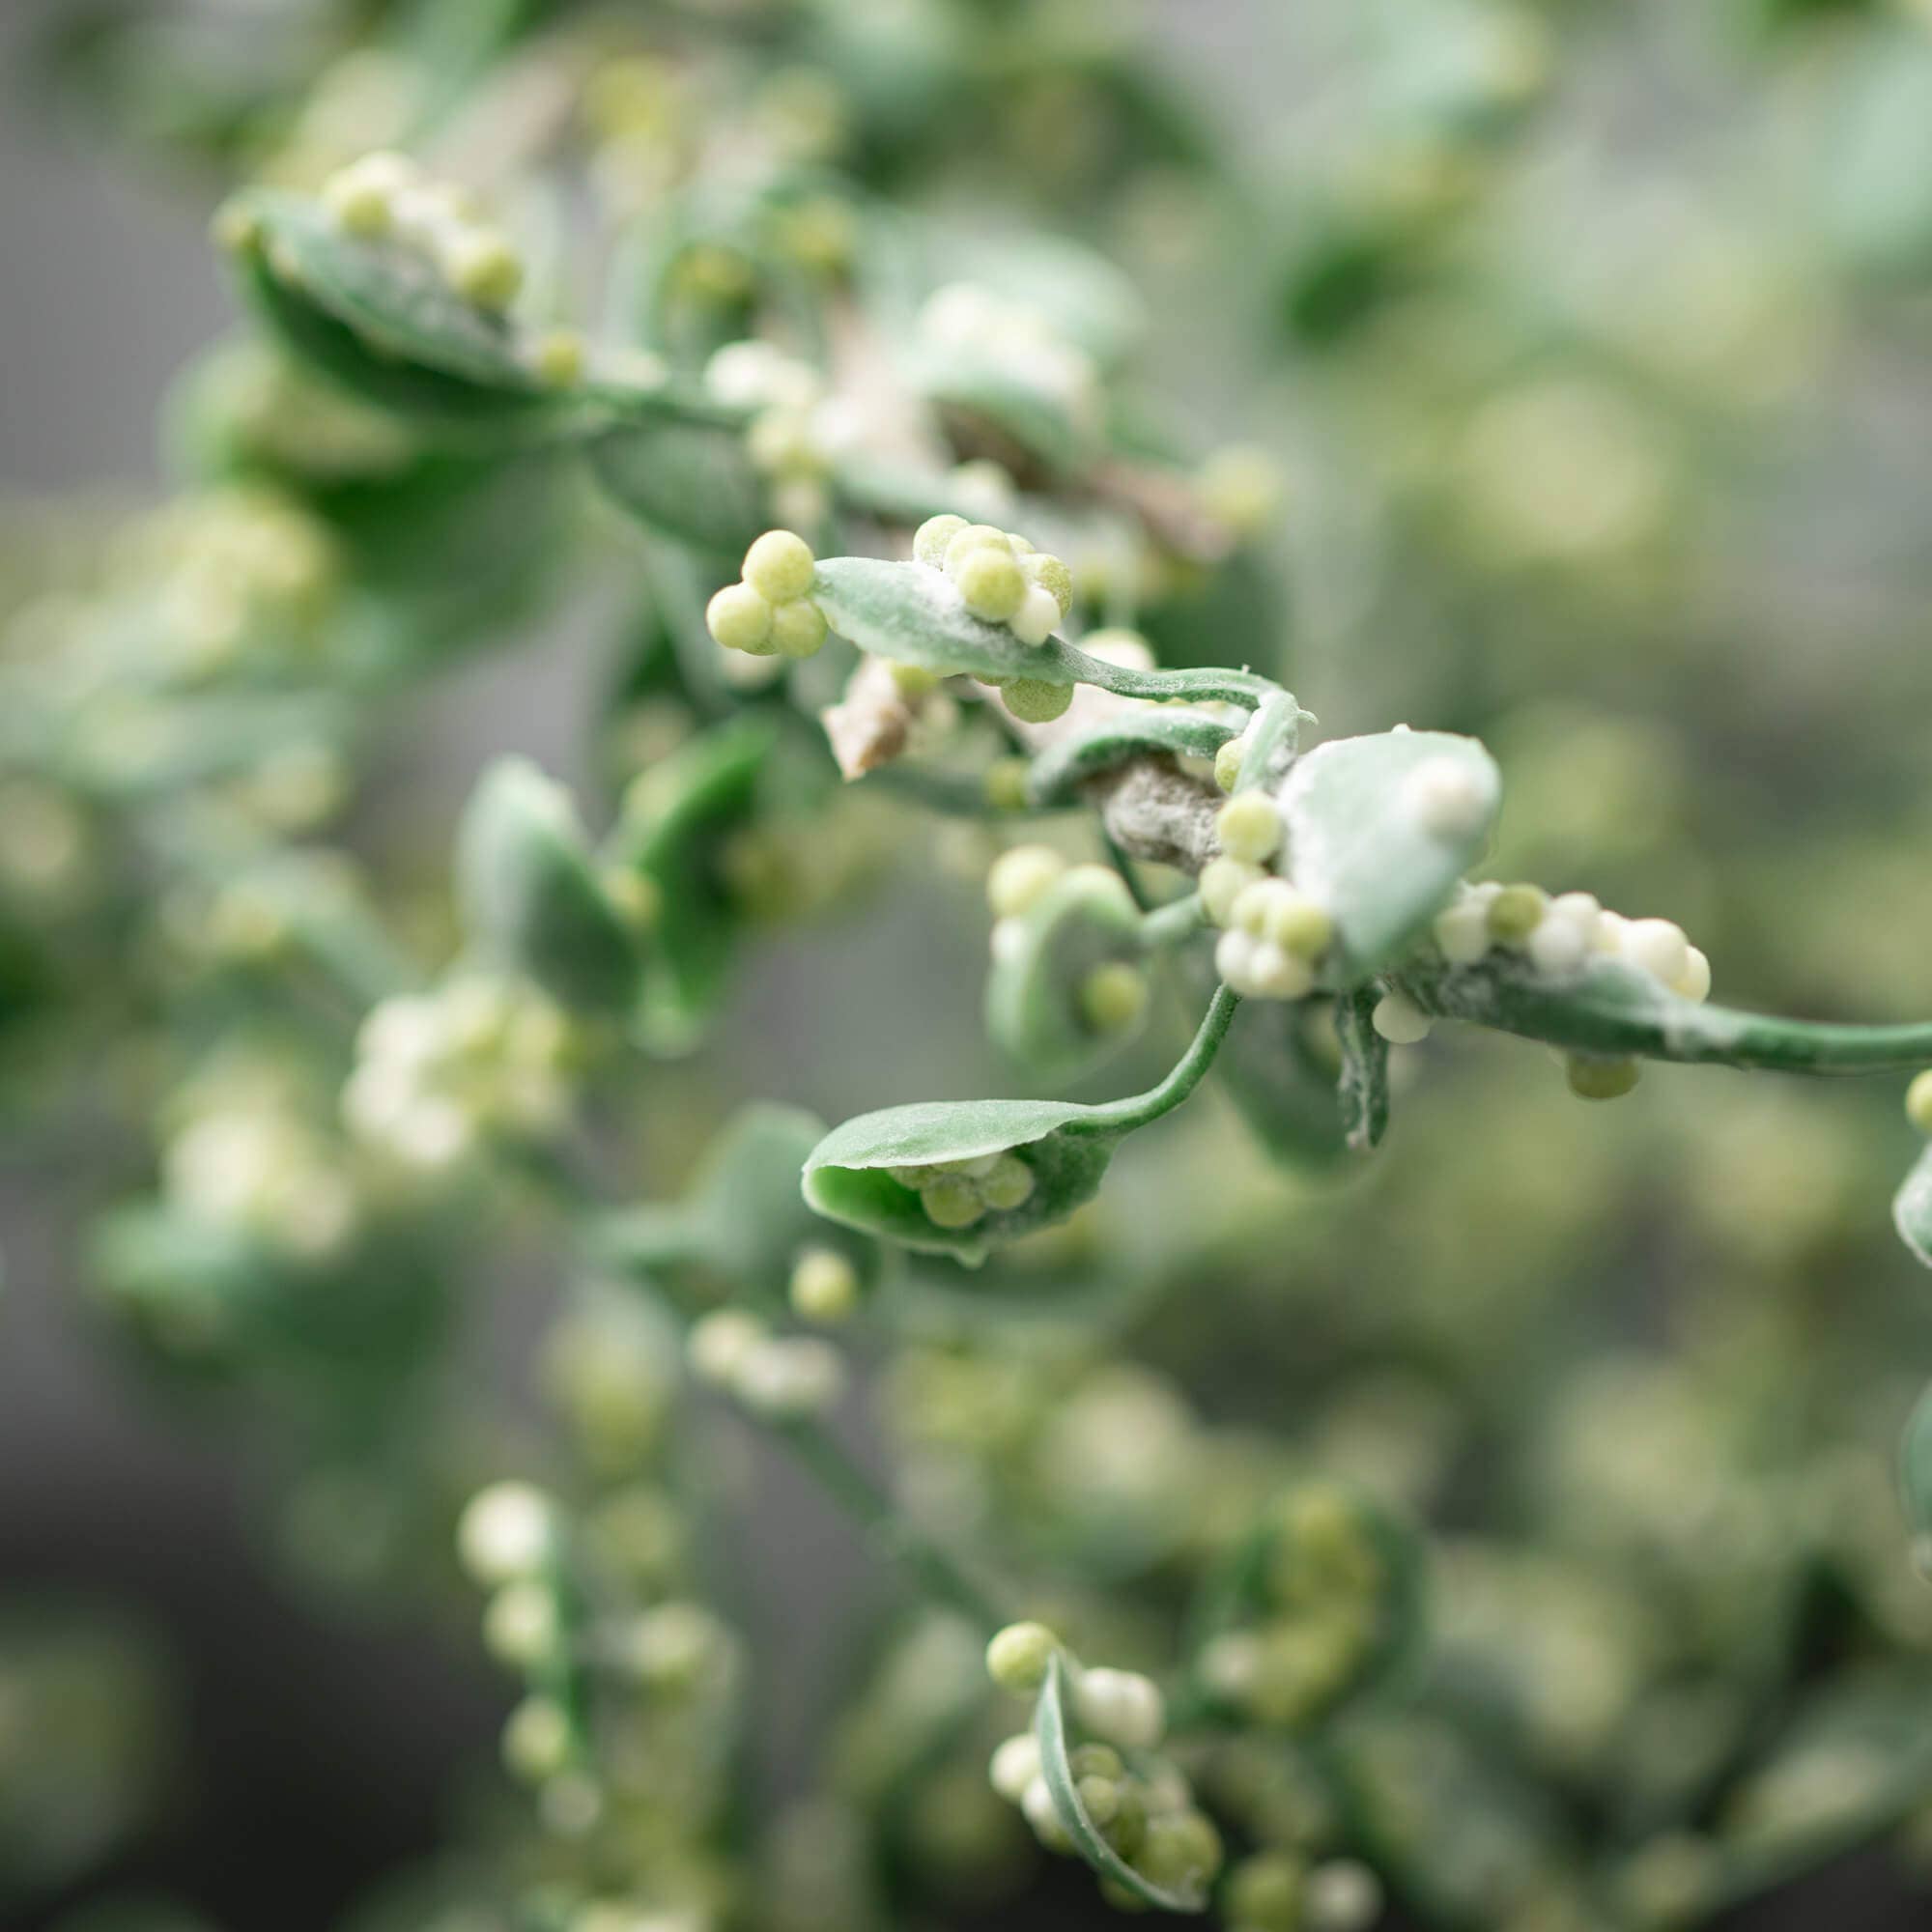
456,759,642,1016
803,1096,1120,1265
1279,727,1501,983
225,191,556,429
810,556,1079,685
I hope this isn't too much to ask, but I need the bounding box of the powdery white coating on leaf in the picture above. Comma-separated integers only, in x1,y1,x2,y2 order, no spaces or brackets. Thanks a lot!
1277,729,1501,983
811,556,1073,683
806,1096,1102,1174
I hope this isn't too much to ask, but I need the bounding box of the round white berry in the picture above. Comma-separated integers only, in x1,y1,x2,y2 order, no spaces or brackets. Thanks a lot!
990,1734,1041,1803
1372,991,1434,1045
457,1482,555,1585
1072,1666,1166,1750
1622,917,1689,984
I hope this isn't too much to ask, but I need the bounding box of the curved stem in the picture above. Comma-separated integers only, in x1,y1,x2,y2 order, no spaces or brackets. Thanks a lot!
1058,643,1293,712
1138,892,1207,951
1073,982,1242,1136
1402,956,1932,1074
775,1417,1007,1634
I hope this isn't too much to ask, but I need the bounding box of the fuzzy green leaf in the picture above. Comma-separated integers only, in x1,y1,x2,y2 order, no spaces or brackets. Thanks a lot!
804,1097,1122,1265
985,867,1146,1080
1211,992,1350,1169
1279,727,1501,983
1034,1652,1207,1914
810,556,1079,684
223,190,558,428
456,759,642,1016
611,718,778,1055
585,399,778,552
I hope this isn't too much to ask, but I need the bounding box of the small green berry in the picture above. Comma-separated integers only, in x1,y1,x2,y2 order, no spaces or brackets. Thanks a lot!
985,757,1032,811
944,525,1012,573
1224,1852,1308,1932
1566,1055,1640,1100
769,597,828,659
743,529,817,604
922,1175,984,1229
1081,961,1149,1035
531,328,585,388
1003,677,1073,724
1487,883,1548,945
986,1620,1059,1692
914,513,969,567
501,1694,573,1783
706,582,775,654
979,1152,1037,1211
1908,1070,1932,1135
442,228,525,311
987,844,1065,920
1216,791,1283,866
1021,551,1074,618
1135,1812,1223,1893
953,547,1027,622
1213,738,1246,792
788,1245,860,1322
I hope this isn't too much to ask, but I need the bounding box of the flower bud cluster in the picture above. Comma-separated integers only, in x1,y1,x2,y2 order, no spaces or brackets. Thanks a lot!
162,1094,359,1263
705,530,828,664
918,284,1103,438
984,1624,1225,1902
344,976,575,1174
1423,880,1712,1094
133,489,339,677
687,1310,846,1420
1432,879,1710,999
321,151,526,313
910,515,1075,721
1195,1485,1393,1731
891,1150,1037,1232
1204,790,1336,1003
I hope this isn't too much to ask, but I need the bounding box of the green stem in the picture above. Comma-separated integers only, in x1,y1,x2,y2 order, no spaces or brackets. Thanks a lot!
1074,982,1242,1136
1401,957,1932,1075
1059,644,1287,711
1138,893,1207,951
775,1418,1007,1634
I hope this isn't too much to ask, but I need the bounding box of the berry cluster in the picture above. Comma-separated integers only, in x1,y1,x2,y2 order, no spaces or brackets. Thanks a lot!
912,514,1075,721
892,1151,1037,1232
322,151,526,313
704,530,829,663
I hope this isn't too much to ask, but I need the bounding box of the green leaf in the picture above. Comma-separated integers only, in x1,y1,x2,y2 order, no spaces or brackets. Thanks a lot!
1035,1652,1207,1914
1278,728,1500,983
1025,708,1238,809
985,867,1147,1081
806,985,1239,1264
1211,990,1350,1170
223,190,557,429
1335,984,1392,1152
584,399,777,552
1895,1147,1932,1268
609,717,779,1054
594,1104,885,1311
456,759,642,1016
803,1095,1121,1266
810,556,1078,685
